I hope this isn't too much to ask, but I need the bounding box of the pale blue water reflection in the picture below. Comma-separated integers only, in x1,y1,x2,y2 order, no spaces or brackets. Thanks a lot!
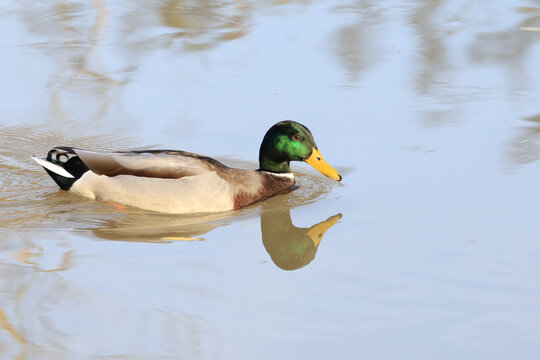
2,0,540,359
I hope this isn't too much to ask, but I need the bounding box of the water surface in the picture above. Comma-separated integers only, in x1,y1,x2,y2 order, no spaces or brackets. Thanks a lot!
1,1,540,359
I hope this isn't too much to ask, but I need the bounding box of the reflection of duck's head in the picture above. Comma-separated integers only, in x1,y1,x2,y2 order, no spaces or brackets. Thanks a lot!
261,210,342,271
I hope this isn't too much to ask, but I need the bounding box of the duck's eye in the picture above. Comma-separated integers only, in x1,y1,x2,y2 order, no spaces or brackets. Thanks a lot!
292,134,303,142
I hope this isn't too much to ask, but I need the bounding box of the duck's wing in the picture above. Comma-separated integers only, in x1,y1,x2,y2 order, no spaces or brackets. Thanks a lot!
66,148,227,179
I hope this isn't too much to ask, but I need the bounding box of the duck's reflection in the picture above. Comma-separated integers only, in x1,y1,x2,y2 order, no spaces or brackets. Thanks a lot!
90,214,224,243
261,210,342,271
87,207,342,270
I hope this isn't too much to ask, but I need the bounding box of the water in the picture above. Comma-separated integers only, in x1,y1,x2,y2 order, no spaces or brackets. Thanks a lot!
1,1,540,359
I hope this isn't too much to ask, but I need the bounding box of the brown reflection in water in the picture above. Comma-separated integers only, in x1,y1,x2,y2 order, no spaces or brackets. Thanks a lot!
119,0,258,53
330,1,383,83
468,7,540,92
18,1,117,123
409,2,448,95
407,1,467,127
117,0,316,56
506,113,540,169
0,307,27,358
88,211,236,243
159,0,251,51
261,209,341,271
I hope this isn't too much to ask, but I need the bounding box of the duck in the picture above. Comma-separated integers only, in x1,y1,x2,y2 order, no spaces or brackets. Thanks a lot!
32,121,342,214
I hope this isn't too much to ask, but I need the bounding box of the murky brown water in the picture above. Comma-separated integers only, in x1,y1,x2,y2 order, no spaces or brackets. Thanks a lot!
2,1,540,359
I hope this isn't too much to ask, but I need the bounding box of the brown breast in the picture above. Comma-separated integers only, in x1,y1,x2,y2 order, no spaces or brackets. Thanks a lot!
231,172,295,210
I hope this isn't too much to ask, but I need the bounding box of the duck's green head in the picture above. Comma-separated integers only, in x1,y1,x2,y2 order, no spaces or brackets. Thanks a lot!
258,121,342,181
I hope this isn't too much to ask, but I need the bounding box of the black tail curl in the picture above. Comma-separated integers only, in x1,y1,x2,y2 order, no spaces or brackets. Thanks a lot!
45,147,89,190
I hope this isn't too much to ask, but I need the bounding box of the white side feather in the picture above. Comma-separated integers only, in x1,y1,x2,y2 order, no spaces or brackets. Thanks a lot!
70,171,235,213
32,156,74,178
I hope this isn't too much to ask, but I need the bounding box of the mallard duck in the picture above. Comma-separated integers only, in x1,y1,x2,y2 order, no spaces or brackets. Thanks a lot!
32,121,342,213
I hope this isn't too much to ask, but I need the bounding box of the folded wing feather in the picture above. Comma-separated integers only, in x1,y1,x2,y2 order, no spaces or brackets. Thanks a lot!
74,149,227,179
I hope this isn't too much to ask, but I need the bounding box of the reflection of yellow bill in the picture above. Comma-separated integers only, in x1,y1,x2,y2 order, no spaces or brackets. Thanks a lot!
161,236,204,241
305,147,342,181
307,213,342,247
521,27,540,31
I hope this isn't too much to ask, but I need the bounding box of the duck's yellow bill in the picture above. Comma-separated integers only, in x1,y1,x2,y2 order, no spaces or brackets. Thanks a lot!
305,148,342,181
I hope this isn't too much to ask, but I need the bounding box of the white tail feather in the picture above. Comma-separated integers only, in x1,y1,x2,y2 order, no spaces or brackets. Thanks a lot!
32,156,74,178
